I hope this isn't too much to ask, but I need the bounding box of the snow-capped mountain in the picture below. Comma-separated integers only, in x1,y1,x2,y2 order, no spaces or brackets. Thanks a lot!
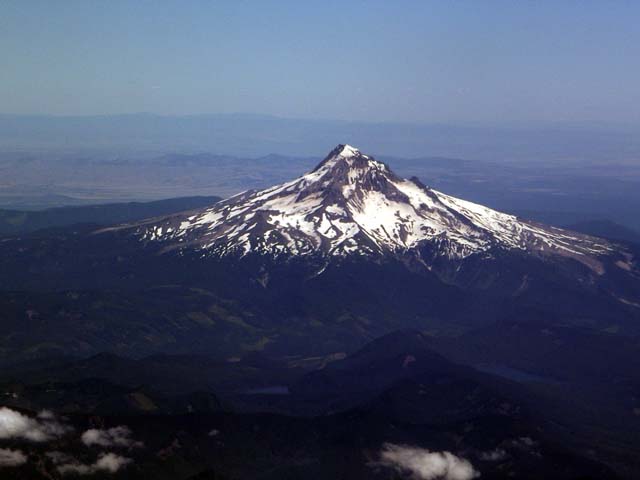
1,144,639,363
133,144,629,273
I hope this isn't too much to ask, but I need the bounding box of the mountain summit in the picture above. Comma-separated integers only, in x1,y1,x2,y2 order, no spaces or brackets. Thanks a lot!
134,144,627,273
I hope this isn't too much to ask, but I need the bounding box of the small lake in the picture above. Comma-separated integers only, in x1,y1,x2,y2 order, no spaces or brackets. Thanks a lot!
475,364,559,384
243,386,290,395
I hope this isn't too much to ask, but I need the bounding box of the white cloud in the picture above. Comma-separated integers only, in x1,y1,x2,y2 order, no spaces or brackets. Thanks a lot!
37,410,56,421
81,426,143,449
0,407,71,442
57,453,132,476
93,453,131,473
375,443,479,480
514,437,536,448
0,448,27,467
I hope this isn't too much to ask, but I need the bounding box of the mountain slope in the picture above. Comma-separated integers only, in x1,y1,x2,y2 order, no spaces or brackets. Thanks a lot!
0,196,221,236
129,145,630,276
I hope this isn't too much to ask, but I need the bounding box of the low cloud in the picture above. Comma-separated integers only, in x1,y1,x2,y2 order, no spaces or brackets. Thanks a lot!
81,426,143,449
374,443,479,480
510,436,541,457
46,451,74,465
479,448,507,462
0,407,71,442
0,448,27,467
56,452,132,475
513,437,536,448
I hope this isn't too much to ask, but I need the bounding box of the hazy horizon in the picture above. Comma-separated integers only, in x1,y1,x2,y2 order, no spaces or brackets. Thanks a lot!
1,111,639,162
2,110,639,130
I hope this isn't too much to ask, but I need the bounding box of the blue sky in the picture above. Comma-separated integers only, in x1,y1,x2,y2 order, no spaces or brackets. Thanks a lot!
1,0,639,125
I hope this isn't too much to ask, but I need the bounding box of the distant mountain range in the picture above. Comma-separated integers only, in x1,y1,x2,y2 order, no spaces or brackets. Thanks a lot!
1,112,638,162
